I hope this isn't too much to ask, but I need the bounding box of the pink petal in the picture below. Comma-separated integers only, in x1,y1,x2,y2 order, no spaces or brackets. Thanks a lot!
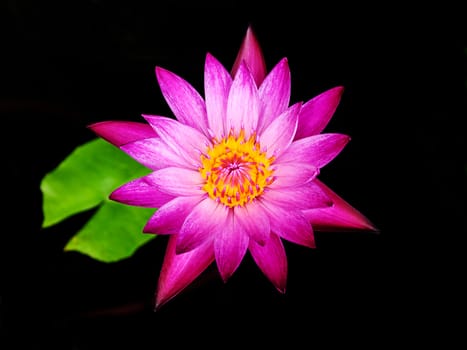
277,133,351,169
204,53,232,138
259,102,301,158
214,210,249,282
143,196,204,234
155,67,208,134
226,62,260,137
295,86,345,139
249,233,287,293
303,179,378,232
88,121,156,147
143,115,209,168
155,235,214,309
257,58,291,132
234,201,270,245
109,175,174,208
120,138,187,170
146,167,205,197
177,198,228,254
262,181,332,210
231,25,267,86
259,200,315,248
269,163,319,189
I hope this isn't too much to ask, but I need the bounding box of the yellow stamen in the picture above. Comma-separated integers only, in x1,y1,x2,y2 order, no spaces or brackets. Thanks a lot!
199,130,275,208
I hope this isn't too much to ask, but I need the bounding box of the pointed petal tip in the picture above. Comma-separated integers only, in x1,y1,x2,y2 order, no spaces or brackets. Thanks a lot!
154,66,164,81
108,188,130,204
306,180,380,233
141,224,157,235
153,287,173,311
87,120,157,146
364,220,380,234
328,85,345,104
292,100,303,110
155,66,173,85
108,191,118,202
86,121,116,132
278,56,289,66
154,278,186,311
333,85,345,94
141,113,153,121
153,287,163,309
245,25,256,41
154,294,168,311
349,211,379,233
220,271,232,284
324,85,345,99
232,25,267,86
244,25,262,47
340,134,352,147
86,122,97,130
155,65,165,75
304,237,317,249
277,286,286,294
154,288,183,311
334,220,380,234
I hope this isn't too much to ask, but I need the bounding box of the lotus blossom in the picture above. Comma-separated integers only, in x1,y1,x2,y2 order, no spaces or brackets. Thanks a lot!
89,26,377,309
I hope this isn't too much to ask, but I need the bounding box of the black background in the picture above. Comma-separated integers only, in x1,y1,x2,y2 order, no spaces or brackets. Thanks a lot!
2,1,466,348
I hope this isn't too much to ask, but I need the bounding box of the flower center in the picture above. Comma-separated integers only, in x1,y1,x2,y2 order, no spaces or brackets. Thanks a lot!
200,130,275,208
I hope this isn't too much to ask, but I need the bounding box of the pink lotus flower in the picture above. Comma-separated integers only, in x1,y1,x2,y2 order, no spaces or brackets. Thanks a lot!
89,26,377,309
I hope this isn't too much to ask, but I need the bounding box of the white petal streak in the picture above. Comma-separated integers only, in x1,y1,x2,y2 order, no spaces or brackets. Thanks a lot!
120,137,187,170
226,62,260,137
259,102,301,158
258,57,291,132
214,210,249,282
177,198,228,253
143,115,210,168
262,181,332,210
146,167,205,196
155,66,208,134
204,53,232,138
269,163,319,189
259,200,315,248
235,201,270,245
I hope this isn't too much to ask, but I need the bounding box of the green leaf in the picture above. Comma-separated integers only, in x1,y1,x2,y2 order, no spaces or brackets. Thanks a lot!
40,138,156,262
65,200,156,262
41,138,150,228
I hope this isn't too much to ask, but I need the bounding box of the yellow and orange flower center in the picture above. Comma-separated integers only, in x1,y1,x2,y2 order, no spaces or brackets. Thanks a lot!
199,130,275,208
